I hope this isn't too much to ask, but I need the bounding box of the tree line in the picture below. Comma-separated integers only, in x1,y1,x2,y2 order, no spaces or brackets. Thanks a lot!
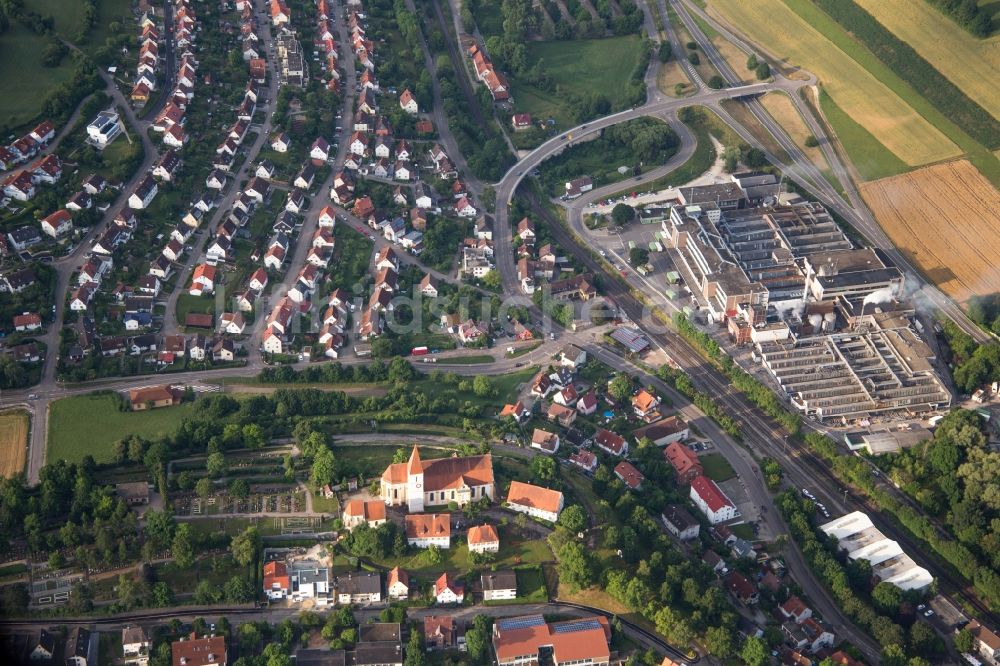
812,0,1000,149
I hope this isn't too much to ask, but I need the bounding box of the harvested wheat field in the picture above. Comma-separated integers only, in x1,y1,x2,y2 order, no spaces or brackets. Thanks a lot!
709,0,959,167
0,411,28,478
860,160,1000,304
760,92,830,173
853,0,1000,123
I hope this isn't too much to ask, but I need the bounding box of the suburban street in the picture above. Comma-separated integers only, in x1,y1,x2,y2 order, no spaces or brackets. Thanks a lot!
2,0,996,656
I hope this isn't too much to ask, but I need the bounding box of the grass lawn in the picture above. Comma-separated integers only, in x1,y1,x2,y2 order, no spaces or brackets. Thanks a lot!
515,566,548,601
730,523,755,540
48,393,197,464
377,524,552,577
32,0,86,36
96,136,142,178
175,293,216,326
437,355,495,365
0,22,77,130
86,0,134,54
699,452,736,482
511,36,643,132
814,88,908,182
330,443,458,478
311,492,341,514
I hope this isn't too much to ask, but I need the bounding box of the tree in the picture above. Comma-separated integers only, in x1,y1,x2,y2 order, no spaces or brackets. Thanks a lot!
224,575,255,602
955,628,975,653
465,624,489,662
746,54,758,70
740,636,768,666
707,75,725,89
688,52,700,66
310,447,338,490
404,628,423,666
557,541,595,590
172,523,195,568
629,247,649,266
195,477,215,500
230,526,260,567
531,455,556,482
611,203,634,226
117,574,137,610
242,424,266,449
207,452,227,478
608,373,633,402
230,478,250,499
755,62,770,80
704,626,734,658
473,375,494,397
804,134,819,148
559,504,587,533
152,581,173,607
658,42,672,62
871,581,902,614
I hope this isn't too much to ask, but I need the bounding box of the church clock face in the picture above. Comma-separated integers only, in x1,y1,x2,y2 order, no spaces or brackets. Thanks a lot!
415,482,422,488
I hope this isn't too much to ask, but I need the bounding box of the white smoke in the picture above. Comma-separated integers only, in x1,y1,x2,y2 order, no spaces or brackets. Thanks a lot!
808,314,822,329
863,287,895,306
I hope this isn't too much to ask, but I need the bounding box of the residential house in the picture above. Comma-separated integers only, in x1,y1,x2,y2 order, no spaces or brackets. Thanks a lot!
661,505,700,540
530,428,559,454
614,461,645,490
264,561,290,600
406,513,452,549
507,480,563,523
690,475,737,524
664,441,702,483
189,264,218,296
631,390,661,421
434,572,464,604
40,209,73,238
424,616,457,651
334,572,382,604
342,499,387,530
399,89,419,114
499,400,531,424
576,392,598,416
122,626,151,666
569,450,598,473
467,524,499,553
387,567,410,600
723,571,758,605
594,429,627,457
170,633,227,666
129,175,158,209
482,570,517,602
633,416,690,447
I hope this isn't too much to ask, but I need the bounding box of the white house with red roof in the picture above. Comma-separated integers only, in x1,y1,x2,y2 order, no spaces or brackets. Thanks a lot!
594,429,628,457
434,572,464,604
399,89,418,114
40,209,73,238
690,475,737,524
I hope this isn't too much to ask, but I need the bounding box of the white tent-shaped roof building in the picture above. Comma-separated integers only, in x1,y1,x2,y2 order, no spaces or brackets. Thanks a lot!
820,511,933,591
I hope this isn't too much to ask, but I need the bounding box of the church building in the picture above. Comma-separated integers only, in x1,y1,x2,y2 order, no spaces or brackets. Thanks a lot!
380,446,495,512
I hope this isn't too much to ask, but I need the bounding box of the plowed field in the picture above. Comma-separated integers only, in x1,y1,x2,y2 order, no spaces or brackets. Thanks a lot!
860,160,1000,304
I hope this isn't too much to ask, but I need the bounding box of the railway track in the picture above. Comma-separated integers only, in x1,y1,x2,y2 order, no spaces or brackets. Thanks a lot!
526,191,1000,630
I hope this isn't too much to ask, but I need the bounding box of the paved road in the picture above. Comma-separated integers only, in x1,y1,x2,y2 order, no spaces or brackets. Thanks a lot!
161,0,281,336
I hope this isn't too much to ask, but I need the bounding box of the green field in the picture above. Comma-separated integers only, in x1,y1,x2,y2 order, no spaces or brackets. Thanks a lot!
813,88,909,182
31,0,86,35
699,452,736,482
48,393,197,464
378,524,552,576
511,36,643,131
87,0,134,53
175,293,215,327
0,22,77,129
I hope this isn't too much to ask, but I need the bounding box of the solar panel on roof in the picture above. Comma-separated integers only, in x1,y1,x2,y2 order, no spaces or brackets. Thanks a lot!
552,619,602,634
497,616,546,631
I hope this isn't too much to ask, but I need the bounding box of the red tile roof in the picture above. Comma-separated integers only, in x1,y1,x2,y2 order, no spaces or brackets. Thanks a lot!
507,480,562,515
691,475,735,512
